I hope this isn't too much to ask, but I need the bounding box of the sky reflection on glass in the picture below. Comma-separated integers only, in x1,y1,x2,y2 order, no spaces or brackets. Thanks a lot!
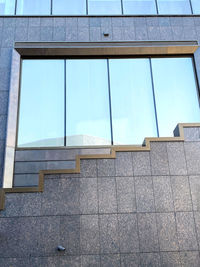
191,0,200,13
53,0,86,15
0,0,15,15
123,0,157,14
88,0,122,14
157,0,191,14
16,0,51,15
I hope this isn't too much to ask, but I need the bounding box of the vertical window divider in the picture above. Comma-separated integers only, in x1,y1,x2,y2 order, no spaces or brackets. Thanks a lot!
107,59,114,145
64,60,67,146
155,0,159,14
50,0,53,15
149,58,160,137
189,0,194,14
15,0,17,15
86,0,88,15
121,0,124,15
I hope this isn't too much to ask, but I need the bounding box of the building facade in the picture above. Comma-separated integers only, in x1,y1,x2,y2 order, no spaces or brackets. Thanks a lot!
1,1,200,266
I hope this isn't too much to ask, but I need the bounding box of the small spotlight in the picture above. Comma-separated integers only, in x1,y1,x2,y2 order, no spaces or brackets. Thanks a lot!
103,32,109,37
57,245,66,251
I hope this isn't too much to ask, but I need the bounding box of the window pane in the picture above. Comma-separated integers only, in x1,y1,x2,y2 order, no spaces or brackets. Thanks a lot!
152,58,200,137
66,60,111,146
0,0,15,15
157,0,191,14
88,0,121,14
191,0,200,14
52,0,86,15
123,0,157,14
16,0,50,15
18,60,65,147
109,59,158,145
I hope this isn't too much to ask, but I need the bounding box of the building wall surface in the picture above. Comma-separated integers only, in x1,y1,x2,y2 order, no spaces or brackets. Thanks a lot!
0,15,200,266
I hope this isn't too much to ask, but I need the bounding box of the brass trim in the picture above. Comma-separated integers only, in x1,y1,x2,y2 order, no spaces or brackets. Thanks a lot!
1,123,200,211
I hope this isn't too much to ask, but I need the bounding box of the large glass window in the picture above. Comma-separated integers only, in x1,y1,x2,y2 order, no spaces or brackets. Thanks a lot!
88,0,122,14
0,0,15,15
191,0,200,14
157,0,192,14
18,57,200,147
52,0,86,15
16,0,51,15
123,0,157,14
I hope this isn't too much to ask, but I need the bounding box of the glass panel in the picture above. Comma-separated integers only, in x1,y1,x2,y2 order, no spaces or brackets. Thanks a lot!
16,0,51,15
109,59,158,145
152,58,200,137
0,0,15,15
123,0,157,15
88,0,122,14
52,0,86,15
191,0,200,14
157,0,191,14
66,60,111,146
18,60,65,147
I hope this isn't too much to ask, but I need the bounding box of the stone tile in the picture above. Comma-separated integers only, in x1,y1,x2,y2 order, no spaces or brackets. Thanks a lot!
135,26,148,40
66,18,78,27
3,18,16,27
183,26,196,39
40,27,53,41
78,27,89,41
40,18,53,27
59,256,80,267
171,176,192,211
89,18,101,27
98,178,117,213
80,159,97,178
97,158,115,177
150,142,169,175
54,18,66,27
194,212,200,245
112,27,123,40
121,254,139,267
189,176,200,210
132,151,151,176
15,27,28,41
180,251,200,267
157,213,179,251
29,18,41,27
159,17,171,26
80,178,98,214
30,256,57,267
167,142,187,175
172,26,184,40
138,213,159,252
53,26,65,41
170,17,183,26
0,115,7,139
81,255,100,267
184,142,200,174
160,252,182,267
134,17,146,27
140,253,161,267
41,178,80,215
0,67,10,91
99,214,119,253
116,177,136,213
112,17,123,27
147,26,161,40
2,27,15,47
0,91,8,115
135,176,155,212
60,215,80,255
0,48,12,68
115,152,133,176
66,26,78,41
153,176,174,212
146,17,159,26
80,215,100,254
118,214,139,253
160,26,173,40
0,257,30,267
100,254,120,267
28,26,41,41
89,27,101,41
176,212,198,250
78,18,89,28
183,127,200,142
123,27,135,40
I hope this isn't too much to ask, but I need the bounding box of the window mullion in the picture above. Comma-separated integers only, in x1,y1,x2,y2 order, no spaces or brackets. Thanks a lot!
107,59,114,145
64,60,67,146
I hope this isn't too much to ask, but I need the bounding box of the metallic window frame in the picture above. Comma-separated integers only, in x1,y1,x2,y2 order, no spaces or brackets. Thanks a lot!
3,40,199,188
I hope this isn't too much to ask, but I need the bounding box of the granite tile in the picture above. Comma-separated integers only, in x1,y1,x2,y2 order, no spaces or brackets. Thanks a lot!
160,26,173,40
147,26,161,40
134,17,146,27
180,251,200,267
66,26,78,41
146,17,159,26
29,18,41,27
53,18,66,27
80,178,98,214
118,213,139,253
157,213,179,251
135,176,155,212
0,91,8,114
189,176,200,211
123,17,135,26
135,26,148,40
60,215,80,255
97,158,115,177
194,212,200,245
100,254,120,267
167,142,187,175
111,17,123,27
0,48,12,68
78,27,89,41
172,26,184,40
99,214,119,253
116,177,136,213
170,17,183,26
81,255,100,267
53,26,65,41
183,26,196,39
0,257,30,267
176,212,198,250
28,26,41,41
89,18,101,27
112,27,123,40
78,18,89,28
66,18,78,27
0,115,7,139
80,215,100,254
140,253,161,267
59,256,80,267
15,27,28,41
184,142,200,174
159,17,171,26
89,27,101,41
150,142,169,175
138,213,159,252
121,253,140,267
160,252,182,267
153,176,174,212
171,176,192,211
29,256,57,267
132,151,151,176
3,18,16,27
183,127,200,142
80,159,97,178
123,27,135,40
40,18,53,27
0,67,10,91
115,152,133,176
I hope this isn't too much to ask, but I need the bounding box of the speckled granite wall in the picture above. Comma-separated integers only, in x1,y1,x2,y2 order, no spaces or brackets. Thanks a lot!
0,127,200,266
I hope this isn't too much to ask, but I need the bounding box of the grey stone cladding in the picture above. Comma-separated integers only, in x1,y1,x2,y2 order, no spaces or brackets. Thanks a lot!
1,129,200,265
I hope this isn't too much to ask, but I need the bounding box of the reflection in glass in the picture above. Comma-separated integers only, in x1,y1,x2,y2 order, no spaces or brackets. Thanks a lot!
18,60,65,147
109,59,158,145
123,0,157,15
66,60,111,146
157,0,191,14
16,0,51,15
52,0,86,15
191,0,200,14
88,0,121,14
152,58,200,137
0,0,15,15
